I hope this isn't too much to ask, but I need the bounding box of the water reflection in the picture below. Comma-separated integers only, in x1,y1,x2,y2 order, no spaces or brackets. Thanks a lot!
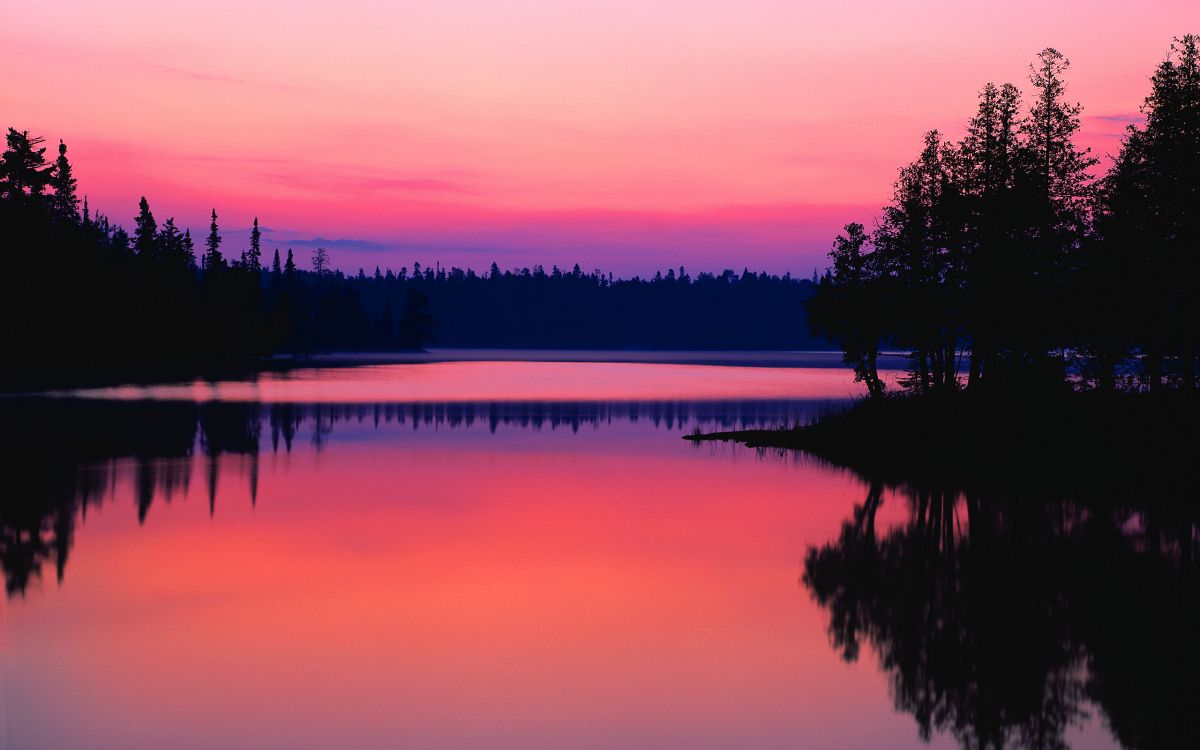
0,397,833,597
5,386,1195,749
803,473,1200,750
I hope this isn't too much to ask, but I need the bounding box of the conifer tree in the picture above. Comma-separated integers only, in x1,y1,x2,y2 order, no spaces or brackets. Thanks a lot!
133,197,157,256
1020,49,1096,254
158,217,182,262
205,208,224,270
284,248,296,276
960,82,1022,386
182,229,197,270
49,140,79,219
0,128,51,201
272,248,282,275
244,217,262,271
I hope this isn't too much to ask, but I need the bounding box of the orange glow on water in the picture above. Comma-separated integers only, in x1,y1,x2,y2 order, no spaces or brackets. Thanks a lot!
6,421,942,749
60,360,879,403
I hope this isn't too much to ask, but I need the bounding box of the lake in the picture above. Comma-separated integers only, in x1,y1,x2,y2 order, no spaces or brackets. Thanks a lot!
1,355,1186,749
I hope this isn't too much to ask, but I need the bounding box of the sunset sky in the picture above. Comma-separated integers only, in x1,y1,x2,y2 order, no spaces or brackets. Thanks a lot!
5,1,1196,275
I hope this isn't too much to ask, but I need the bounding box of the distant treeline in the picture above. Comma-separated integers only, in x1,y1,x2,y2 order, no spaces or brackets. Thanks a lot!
809,37,1200,396
345,263,820,349
0,131,822,387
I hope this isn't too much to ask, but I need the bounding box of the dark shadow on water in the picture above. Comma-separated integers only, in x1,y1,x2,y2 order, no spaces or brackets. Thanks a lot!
803,468,1200,750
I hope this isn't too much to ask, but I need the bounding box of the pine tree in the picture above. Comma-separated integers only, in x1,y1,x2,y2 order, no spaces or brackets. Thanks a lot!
1016,48,1097,380
158,217,182,262
1020,49,1096,250
182,229,197,270
49,140,79,219
284,248,296,276
0,129,51,201
244,217,262,271
205,208,224,270
960,81,1022,387
133,197,157,256
272,248,282,275
1103,35,1200,391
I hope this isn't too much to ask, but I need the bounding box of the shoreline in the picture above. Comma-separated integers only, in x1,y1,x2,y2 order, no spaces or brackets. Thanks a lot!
685,391,1200,493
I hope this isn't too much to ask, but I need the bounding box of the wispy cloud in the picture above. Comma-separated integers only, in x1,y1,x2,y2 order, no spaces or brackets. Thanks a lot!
257,169,480,196
261,234,390,251
155,64,247,85
1089,112,1145,126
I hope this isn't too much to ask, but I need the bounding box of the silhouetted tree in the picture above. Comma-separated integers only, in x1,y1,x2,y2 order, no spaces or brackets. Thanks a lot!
133,197,157,256
48,139,78,219
0,129,50,202
312,246,329,276
181,229,197,270
244,217,262,271
808,41,1198,397
204,208,224,270
808,223,887,398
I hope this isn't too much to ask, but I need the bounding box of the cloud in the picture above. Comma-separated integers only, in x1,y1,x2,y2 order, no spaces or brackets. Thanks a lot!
261,235,390,251
155,64,247,85
1088,113,1144,126
256,169,480,197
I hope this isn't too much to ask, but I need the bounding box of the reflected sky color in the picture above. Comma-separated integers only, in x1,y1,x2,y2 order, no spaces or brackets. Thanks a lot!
52,360,890,403
2,362,1123,749
6,417,955,750
5,1,1194,274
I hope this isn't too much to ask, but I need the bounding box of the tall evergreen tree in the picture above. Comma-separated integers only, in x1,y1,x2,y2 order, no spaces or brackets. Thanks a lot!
244,217,262,271
182,229,197,270
284,248,296,276
205,208,224,270
48,140,79,219
1102,35,1200,390
1010,48,1095,382
133,197,157,256
960,82,1022,386
158,217,182,262
272,248,282,275
1020,48,1096,260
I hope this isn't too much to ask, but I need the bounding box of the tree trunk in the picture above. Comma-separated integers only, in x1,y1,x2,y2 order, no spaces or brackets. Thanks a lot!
866,349,883,399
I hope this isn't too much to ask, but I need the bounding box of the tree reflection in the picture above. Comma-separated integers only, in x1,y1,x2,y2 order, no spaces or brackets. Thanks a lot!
803,475,1200,749
0,397,822,597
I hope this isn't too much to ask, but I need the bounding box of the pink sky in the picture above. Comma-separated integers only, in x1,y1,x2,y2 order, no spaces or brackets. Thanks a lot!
4,1,1196,275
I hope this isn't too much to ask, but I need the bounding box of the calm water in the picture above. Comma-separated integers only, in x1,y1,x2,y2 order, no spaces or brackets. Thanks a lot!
2,358,1190,749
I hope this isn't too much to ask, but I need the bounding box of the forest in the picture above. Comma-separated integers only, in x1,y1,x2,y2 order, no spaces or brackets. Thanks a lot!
0,134,821,388
808,37,1200,397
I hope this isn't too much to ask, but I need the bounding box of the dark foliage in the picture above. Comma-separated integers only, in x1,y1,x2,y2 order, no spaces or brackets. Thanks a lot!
809,38,1200,396
0,132,435,389
344,262,821,350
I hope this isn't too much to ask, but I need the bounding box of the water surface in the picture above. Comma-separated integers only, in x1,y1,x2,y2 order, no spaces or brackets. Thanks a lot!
3,358,1183,749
